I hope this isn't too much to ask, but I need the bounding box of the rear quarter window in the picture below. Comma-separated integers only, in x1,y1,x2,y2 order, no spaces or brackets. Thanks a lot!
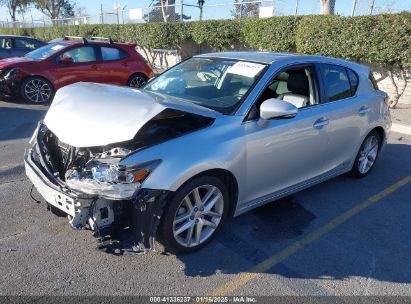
346,68,359,96
101,47,128,61
320,64,352,102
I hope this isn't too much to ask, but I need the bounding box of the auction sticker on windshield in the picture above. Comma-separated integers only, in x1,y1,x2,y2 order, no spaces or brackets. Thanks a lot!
227,61,265,77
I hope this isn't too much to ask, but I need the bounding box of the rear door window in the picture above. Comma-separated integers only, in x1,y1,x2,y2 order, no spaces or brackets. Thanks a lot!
101,47,128,61
319,64,352,102
15,38,37,50
56,46,97,63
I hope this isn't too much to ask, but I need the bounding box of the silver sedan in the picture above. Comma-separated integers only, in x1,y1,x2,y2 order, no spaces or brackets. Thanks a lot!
24,52,391,254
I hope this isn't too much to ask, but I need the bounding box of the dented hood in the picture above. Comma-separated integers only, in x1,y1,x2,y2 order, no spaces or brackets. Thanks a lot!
44,82,216,147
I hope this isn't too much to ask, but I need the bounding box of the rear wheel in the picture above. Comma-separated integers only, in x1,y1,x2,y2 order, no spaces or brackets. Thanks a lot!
351,130,381,178
21,76,54,104
128,73,148,88
159,175,229,254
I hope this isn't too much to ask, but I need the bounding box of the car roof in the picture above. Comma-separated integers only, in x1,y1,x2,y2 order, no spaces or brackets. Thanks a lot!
0,35,39,40
49,38,134,47
195,51,369,74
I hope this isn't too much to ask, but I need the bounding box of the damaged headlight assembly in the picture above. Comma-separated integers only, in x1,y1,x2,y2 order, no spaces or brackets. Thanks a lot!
66,159,161,200
0,68,18,80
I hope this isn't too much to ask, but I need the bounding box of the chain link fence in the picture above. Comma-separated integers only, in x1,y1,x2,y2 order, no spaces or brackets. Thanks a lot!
0,0,406,28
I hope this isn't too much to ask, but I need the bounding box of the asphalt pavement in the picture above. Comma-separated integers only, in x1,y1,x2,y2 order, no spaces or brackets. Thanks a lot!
0,99,410,297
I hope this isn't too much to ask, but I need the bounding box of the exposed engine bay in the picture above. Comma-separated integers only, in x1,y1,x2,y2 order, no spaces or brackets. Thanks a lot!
26,108,213,253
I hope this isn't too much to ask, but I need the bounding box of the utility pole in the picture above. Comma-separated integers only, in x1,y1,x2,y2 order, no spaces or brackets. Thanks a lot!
181,0,184,21
101,4,104,24
122,5,127,24
198,0,204,21
369,0,375,15
351,0,357,16
295,0,299,16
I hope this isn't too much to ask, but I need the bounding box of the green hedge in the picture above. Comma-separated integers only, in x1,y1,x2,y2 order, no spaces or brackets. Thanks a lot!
0,13,409,68
296,13,411,68
242,16,301,52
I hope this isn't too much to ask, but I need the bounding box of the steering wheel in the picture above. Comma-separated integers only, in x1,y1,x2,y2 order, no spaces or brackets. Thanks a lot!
233,93,244,100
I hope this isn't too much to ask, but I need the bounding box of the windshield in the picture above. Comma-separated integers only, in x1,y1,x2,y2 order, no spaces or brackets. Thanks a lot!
144,57,267,114
25,42,69,60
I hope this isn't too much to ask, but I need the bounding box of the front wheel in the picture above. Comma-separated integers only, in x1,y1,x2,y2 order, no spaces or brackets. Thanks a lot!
128,73,148,88
351,130,381,178
159,176,229,254
21,76,54,104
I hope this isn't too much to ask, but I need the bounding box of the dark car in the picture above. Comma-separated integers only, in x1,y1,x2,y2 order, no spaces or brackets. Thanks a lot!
0,35,46,59
0,36,154,103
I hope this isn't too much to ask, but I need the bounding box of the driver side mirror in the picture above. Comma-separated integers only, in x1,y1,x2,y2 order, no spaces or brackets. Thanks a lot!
59,56,73,64
259,98,298,120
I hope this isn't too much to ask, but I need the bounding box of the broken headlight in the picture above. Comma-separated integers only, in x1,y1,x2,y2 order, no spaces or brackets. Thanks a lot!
66,159,161,200
0,68,18,79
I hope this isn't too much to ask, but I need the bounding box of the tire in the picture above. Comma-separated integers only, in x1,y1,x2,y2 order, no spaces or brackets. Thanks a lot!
21,76,54,104
351,130,381,178
159,175,229,254
127,73,148,88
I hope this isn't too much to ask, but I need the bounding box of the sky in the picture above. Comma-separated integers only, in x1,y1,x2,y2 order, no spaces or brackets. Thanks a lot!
0,0,410,24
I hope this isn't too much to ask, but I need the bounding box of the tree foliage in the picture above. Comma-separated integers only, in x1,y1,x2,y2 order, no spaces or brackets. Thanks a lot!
0,0,31,22
34,0,75,21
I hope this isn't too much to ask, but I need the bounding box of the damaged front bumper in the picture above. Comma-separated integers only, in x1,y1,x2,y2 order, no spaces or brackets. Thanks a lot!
0,68,19,97
24,129,171,253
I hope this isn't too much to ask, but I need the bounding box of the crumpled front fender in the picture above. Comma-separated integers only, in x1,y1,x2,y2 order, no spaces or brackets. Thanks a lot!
0,68,19,97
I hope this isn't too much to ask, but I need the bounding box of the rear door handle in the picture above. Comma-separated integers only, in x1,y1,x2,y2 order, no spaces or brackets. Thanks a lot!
91,64,98,69
313,117,329,129
358,106,370,116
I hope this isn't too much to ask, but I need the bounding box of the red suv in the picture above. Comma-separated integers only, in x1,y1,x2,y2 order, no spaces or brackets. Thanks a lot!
0,36,154,103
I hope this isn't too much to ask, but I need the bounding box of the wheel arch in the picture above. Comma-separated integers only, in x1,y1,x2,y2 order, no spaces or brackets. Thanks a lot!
20,75,55,103
21,75,54,89
170,168,239,218
127,72,148,85
371,126,385,151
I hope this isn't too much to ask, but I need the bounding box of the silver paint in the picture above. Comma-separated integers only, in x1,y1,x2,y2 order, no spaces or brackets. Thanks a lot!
44,52,392,217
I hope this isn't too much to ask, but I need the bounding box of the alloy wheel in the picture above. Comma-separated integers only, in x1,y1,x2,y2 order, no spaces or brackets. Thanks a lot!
172,185,224,248
357,135,379,174
129,75,147,88
24,79,51,103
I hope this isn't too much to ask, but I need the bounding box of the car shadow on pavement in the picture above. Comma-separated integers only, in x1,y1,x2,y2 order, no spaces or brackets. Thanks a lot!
178,142,411,284
178,196,317,277
0,105,47,141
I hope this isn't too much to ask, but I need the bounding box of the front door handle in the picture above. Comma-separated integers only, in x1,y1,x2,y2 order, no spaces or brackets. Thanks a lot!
313,117,329,129
91,64,98,69
358,106,370,116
